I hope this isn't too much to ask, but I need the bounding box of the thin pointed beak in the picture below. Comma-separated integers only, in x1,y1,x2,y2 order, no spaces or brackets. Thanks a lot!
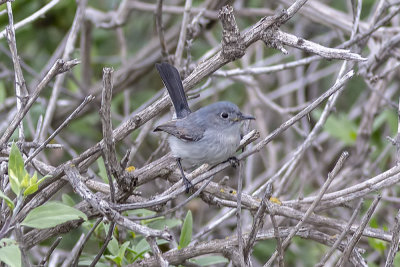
240,114,255,121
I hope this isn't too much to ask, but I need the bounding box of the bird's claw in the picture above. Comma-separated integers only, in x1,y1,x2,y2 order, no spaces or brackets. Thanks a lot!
182,176,193,193
228,157,240,168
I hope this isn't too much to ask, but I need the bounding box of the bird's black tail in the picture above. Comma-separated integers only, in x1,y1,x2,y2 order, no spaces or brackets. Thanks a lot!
156,62,191,119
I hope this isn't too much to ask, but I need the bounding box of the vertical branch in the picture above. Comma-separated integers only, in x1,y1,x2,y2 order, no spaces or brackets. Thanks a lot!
15,224,31,267
236,161,245,266
80,20,92,94
174,0,192,67
243,183,273,263
100,67,119,201
6,2,28,141
155,0,169,61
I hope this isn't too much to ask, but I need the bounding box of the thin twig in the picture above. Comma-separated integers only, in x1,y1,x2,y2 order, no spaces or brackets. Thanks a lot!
0,59,80,147
38,236,62,266
315,198,364,267
335,195,381,267
385,209,400,267
147,236,169,267
71,218,102,267
174,0,192,67
265,151,349,266
89,221,115,267
155,0,169,61
0,0,62,40
243,183,273,263
236,160,245,266
39,0,88,142
25,95,95,165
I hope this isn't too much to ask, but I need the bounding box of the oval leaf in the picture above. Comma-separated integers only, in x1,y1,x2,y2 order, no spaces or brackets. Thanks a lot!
0,190,14,210
8,143,26,196
0,238,21,267
21,202,87,229
179,210,192,249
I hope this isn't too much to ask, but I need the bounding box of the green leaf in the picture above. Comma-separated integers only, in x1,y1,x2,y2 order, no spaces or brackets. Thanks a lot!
21,202,87,229
107,237,119,256
0,238,21,267
8,170,21,196
179,210,192,249
124,209,155,217
191,255,229,266
368,237,386,253
118,241,130,261
23,172,48,197
23,184,38,197
324,114,358,145
8,143,27,195
147,218,182,230
0,190,14,210
61,194,76,207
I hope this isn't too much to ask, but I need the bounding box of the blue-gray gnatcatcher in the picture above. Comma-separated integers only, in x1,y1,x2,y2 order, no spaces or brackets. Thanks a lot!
154,62,255,192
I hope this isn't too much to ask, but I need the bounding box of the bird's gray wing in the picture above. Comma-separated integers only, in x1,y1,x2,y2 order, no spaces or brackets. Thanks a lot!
154,120,204,141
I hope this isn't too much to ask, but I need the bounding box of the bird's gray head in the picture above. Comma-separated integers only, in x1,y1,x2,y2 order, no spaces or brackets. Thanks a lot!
196,101,255,129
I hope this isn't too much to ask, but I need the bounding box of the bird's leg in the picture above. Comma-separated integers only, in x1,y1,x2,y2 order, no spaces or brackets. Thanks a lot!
227,157,240,168
176,158,193,193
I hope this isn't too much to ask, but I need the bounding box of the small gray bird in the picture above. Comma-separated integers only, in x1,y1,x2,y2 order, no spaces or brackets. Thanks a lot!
154,62,255,192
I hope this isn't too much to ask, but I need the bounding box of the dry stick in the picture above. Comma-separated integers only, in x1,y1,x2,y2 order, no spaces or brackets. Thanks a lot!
6,2,28,141
385,209,400,267
39,0,87,143
131,227,348,267
0,0,62,40
24,95,95,165
0,59,80,147
89,222,116,267
335,195,381,267
100,67,119,201
264,151,349,267
15,223,31,267
130,1,274,19
38,236,62,266
174,0,192,67
243,183,273,264
63,165,172,241
127,165,216,221
147,236,169,267
270,212,284,267
155,0,169,61
384,96,400,267
315,198,364,267
215,4,399,78
71,218,102,267
236,161,245,267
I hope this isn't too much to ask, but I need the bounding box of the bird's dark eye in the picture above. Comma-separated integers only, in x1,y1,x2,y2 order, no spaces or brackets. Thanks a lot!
221,112,228,119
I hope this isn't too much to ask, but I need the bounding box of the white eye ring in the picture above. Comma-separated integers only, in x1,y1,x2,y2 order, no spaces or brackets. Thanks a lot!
221,112,228,119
